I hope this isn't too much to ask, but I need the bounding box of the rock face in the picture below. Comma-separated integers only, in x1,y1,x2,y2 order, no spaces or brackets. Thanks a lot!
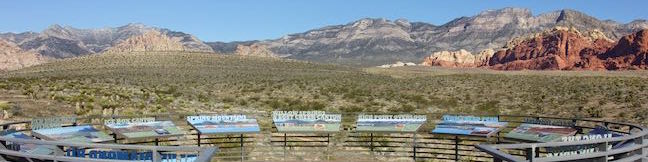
599,29,648,69
421,49,494,67
234,44,277,58
207,40,258,54
0,24,213,71
208,8,648,66
105,31,185,53
486,28,648,70
2,7,648,68
1,23,212,59
0,39,47,71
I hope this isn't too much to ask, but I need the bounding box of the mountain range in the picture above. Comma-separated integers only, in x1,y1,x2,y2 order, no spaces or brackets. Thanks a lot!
2,7,648,71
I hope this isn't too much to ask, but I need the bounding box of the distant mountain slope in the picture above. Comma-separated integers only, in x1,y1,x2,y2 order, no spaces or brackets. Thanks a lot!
1,23,213,59
216,8,647,66
0,39,48,71
2,7,648,69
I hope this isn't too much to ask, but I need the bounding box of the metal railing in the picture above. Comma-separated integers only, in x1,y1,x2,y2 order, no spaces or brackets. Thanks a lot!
0,113,645,162
476,115,647,162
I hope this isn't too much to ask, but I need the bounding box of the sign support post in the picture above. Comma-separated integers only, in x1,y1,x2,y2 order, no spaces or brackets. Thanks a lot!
197,132,201,146
412,133,417,160
455,135,459,161
240,134,244,162
370,133,374,151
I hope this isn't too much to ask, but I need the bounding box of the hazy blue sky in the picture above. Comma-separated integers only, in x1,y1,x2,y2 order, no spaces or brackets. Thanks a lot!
1,0,647,42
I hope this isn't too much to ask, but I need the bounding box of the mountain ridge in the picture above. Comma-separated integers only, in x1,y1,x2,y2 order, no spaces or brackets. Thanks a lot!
2,7,648,69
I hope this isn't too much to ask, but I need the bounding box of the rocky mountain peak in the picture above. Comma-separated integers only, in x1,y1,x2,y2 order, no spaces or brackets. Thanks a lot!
104,30,185,53
42,24,75,39
478,7,532,18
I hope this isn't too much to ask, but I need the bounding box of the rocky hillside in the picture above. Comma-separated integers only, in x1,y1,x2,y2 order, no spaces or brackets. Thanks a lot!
2,7,648,69
487,27,614,70
105,31,185,53
211,8,648,66
421,49,494,67
448,28,648,70
0,39,48,71
0,23,213,59
234,44,278,58
598,29,648,69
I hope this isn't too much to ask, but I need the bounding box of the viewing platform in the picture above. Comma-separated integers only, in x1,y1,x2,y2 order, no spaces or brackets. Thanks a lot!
0,112,645,162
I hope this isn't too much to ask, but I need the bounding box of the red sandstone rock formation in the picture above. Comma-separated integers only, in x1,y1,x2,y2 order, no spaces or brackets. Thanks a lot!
488,28,611,70
486,28,648,70
598,29,648,70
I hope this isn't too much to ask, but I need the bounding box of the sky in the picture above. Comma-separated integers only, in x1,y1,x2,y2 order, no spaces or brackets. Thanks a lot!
1,0,647,42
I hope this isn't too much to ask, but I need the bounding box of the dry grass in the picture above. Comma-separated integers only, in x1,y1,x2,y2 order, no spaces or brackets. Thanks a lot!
1,52,647,126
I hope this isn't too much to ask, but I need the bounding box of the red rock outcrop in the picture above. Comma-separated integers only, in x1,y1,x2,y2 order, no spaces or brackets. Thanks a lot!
488,28,612,70
598,29,648,69
486,28,648,70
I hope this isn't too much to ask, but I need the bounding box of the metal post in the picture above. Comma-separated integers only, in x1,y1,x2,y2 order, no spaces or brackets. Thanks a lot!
327,133,330,161
240,134,244,162
526,146,535,162
370,133,374,151
455,136,459,161
496,132,501,144
197,133,201,147
598,141,609,162
152,149,161,162
413,133,417,161
643,135,647,160
284,133,288,161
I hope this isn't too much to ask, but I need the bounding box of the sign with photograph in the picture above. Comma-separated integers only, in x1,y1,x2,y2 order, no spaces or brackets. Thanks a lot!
504,124,577,142
431,115,508,137
272,111,341,133
187,115,260,134
32,125,114,143
104,118,183,139
355,114,426,132
1,130,56,155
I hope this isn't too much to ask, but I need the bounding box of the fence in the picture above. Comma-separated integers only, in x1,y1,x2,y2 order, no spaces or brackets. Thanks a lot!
0,113,645,162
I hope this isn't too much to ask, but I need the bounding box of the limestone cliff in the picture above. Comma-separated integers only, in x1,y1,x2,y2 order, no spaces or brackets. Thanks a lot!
105,31,185,53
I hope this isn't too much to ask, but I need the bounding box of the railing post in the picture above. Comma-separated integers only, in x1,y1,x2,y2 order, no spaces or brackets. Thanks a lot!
598,141,609,162
641,135,647,162
413,133,417,161
370,133,374,151
197,132,201,146
152,149,161,162
526,145,535,162
455,136,459,161
240,134,244,162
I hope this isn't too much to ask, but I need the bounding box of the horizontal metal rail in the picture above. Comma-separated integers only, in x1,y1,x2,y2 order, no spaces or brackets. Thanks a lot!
0,113,645,162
